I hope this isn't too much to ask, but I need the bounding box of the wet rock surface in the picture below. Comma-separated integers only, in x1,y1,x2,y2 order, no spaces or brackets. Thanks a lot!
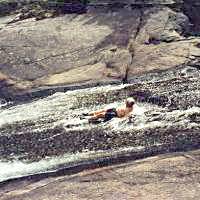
0,65,199,163
0,149,200,200
0,0,200,197
0,0,200,100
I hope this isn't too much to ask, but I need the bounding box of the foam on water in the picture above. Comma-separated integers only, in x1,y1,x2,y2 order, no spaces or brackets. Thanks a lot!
65,83,131,96
108,103,151,131
3,83,198,183
59,102,151,132
0,151,99,182
0,84,130,127
133,104,146,116
0,146,145,183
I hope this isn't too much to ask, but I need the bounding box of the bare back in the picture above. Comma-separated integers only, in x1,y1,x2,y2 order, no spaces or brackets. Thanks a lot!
116,106,133,118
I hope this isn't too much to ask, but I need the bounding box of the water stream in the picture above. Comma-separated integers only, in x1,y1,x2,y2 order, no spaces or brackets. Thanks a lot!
0,82,199,183
0,84,147,182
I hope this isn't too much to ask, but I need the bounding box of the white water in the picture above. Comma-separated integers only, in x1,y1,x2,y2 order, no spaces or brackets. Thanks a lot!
1,83,199,183
0,146,146,183
0,151,91,182
0,84,130,127
0,83,149,182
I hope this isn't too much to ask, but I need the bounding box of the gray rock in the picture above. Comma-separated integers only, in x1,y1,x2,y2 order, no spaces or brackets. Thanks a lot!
0,1,199,100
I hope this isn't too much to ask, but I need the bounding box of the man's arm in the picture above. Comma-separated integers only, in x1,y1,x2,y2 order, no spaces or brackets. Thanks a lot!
89,109,107,116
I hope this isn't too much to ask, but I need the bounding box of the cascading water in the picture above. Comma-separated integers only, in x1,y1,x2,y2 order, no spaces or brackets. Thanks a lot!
0,72,200,183
0,84,149,182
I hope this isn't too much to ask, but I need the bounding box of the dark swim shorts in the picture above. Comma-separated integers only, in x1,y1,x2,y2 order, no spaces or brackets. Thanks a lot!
104,108,118,122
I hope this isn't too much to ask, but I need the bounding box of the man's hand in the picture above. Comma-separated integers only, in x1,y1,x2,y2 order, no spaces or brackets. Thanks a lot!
128,114,136,123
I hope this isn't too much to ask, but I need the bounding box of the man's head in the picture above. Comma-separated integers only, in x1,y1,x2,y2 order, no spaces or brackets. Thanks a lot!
125,97,135,108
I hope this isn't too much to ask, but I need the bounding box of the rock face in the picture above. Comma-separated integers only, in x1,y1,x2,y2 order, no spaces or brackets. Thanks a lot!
0,0,200,100
1,150,200,200
0,0,200,167
0,1,200,195
0,63,200,197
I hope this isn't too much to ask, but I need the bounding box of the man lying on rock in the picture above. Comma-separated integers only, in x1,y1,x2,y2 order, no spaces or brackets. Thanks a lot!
84,97,135,122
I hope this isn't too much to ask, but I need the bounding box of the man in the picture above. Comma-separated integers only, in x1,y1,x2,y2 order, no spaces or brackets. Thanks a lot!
84,97,135,122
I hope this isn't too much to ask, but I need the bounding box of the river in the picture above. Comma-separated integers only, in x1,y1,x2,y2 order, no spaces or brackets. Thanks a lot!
0,72,200,183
